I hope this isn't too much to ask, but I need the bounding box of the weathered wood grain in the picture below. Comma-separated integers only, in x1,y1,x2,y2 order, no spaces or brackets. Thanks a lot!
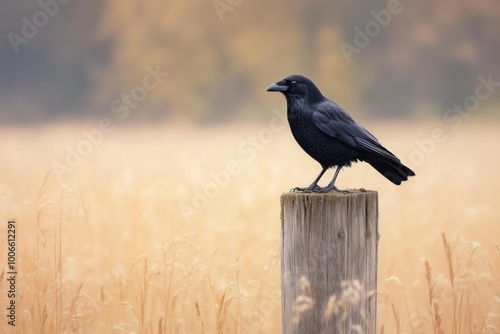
281,190,378,334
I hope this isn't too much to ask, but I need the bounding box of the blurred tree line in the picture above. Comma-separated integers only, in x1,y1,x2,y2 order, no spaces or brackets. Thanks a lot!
0,0,499,123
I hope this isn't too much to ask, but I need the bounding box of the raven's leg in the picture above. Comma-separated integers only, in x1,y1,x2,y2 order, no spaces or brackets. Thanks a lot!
292,166,328,192
313,166,348,193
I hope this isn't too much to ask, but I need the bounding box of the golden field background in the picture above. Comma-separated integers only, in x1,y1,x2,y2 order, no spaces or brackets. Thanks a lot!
0,120,499,333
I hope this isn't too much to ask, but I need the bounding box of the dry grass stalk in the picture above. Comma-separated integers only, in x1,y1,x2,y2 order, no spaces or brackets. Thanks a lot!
391,302,400,334
140,257,148,332
163,242,178,330
424,259,436,330
441,233,457,333
494,241,500,256
195,301,205,333
433,302,444,334
216,290,235,333
322,280,368,334
324,294,339,323
138,257,159,333
64,283,84,332
157,316,164,334
292,277,314,325
41,305,49,333
36,171,50,331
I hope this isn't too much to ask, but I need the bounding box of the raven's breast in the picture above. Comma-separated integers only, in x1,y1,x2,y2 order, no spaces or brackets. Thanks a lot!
287,109,359,167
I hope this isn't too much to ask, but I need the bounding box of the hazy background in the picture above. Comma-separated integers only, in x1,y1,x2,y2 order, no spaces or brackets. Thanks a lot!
1,0,499,124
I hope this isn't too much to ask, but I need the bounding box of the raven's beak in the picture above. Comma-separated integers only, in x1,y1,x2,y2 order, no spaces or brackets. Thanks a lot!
267,82,288,92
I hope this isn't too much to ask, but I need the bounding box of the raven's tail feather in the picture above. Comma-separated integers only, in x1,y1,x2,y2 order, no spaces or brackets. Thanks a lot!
368,160,415,185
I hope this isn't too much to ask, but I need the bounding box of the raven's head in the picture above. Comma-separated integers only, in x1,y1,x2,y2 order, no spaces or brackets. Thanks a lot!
267,74,324,103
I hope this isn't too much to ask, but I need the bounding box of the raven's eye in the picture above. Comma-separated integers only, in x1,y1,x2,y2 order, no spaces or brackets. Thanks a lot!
290,80,297,87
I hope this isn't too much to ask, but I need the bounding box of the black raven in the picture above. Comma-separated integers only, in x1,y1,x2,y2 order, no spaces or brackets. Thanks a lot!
267,74,415,192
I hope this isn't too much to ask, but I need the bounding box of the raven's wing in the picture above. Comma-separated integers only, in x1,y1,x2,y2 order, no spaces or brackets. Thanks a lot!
312,100,401,164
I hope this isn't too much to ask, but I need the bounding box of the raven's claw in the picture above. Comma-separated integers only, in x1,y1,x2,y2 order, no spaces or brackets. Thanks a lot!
312,185,349,193
291,185,319,192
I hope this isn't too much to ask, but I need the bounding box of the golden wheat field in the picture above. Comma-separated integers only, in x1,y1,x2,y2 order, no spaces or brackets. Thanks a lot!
0,119,499,334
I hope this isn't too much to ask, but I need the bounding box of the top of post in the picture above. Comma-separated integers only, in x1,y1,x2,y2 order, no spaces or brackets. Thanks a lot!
281,189,378,200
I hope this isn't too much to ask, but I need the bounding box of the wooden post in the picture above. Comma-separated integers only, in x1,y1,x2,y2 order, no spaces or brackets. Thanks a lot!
281,190,378,334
